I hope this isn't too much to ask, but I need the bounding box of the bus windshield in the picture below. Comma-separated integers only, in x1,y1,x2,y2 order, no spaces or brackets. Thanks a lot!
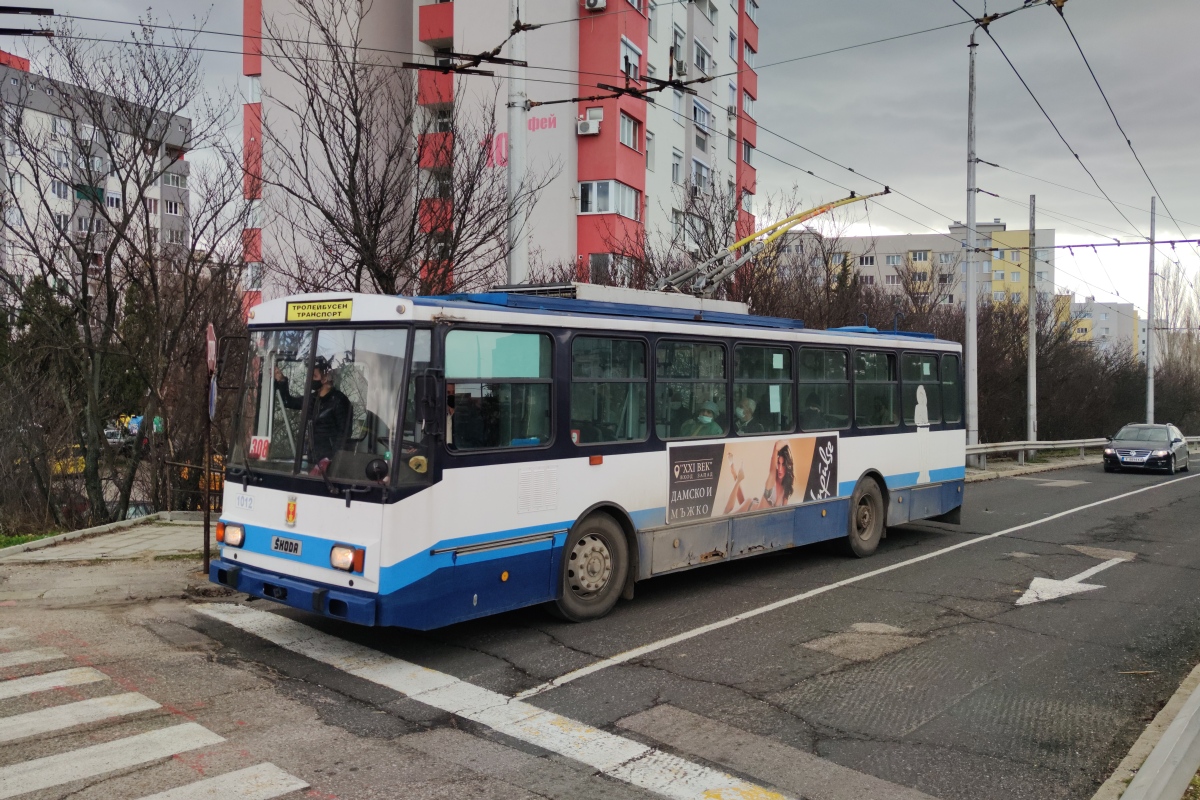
230,327,411,485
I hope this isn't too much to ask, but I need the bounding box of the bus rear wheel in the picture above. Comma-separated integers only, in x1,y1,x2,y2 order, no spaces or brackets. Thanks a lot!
553,514,628,622
847,478,885,558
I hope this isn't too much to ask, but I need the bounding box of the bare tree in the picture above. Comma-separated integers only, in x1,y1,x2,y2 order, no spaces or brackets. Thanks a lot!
260,0,554,295
0,18,248,524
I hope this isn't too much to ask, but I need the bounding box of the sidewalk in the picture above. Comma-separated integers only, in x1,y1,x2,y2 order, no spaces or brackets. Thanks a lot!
0,520,210,564
967,453,1102,483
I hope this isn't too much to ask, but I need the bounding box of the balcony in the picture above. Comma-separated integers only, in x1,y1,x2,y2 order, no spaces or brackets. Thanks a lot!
418,132,453,169
418,69,454,106
419,2,454,48
418,197,452,233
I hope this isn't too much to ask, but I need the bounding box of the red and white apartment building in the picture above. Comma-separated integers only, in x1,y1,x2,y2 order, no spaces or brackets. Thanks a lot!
241,0,760,297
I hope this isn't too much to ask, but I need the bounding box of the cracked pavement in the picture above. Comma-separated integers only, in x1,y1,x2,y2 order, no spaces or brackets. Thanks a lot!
1,463,1198,798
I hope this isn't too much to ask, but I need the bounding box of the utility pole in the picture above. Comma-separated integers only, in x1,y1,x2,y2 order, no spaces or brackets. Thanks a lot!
505,0,529,285
964,30,980,458
1027,195,1036,451
1146,196,1156,423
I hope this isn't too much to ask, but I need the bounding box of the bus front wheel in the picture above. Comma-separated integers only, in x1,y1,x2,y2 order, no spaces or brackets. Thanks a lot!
847,478,885,558
553,514,629,622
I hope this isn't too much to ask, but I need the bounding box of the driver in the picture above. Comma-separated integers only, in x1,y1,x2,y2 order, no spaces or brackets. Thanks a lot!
274,355,352,471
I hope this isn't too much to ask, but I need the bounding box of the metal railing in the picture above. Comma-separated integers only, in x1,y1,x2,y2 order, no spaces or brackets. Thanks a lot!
966,436,1200,469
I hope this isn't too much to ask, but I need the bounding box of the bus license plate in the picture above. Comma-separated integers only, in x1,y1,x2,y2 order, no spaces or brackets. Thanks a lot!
271,536,302,556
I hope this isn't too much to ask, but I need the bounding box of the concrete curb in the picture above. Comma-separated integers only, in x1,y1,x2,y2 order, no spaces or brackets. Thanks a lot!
0,511,203,560
966,455,1103,483
1093,661,1200,800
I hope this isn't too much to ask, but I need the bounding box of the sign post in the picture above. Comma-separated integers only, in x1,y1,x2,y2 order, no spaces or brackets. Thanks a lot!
203,323,217,573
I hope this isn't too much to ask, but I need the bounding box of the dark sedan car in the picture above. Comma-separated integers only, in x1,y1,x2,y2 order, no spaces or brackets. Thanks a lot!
1103,423,1191,474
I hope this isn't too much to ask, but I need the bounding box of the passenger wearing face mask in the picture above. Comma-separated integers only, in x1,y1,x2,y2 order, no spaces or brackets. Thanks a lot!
274,355,353,468
681,400,723,438
734,397,764,435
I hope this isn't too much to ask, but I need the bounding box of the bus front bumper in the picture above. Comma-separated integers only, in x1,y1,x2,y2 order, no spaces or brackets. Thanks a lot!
209,558,377,626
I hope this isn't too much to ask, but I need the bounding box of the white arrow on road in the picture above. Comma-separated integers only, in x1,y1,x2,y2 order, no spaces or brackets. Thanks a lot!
1015,554,1133,606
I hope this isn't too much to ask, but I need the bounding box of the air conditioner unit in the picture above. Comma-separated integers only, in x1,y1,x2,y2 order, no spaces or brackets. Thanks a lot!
584,0,606,10
674,59,687,77
576,119,601,136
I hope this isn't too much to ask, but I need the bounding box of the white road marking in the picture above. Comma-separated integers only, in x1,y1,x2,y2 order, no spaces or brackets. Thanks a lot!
134,763,309,800
0,722,224,799
1015,556,1130,606
516,472,1200,698
0,692,161,743
0,667,108,700
0,647,65,669
197,604,791,800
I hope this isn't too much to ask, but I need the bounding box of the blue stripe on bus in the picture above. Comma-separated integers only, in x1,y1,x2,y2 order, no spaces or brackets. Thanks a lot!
930,466,967,482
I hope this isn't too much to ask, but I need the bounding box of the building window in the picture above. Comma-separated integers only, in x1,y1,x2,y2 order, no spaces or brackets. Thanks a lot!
693,40,712,74
993,270,1005,281
743,42,757,69
885,254,902,267
1010,250,1021,261
648,1,658,39
620,37,642,80
939,252,955,264
578,180,641,220
742,91,755,119
143,198,159,214
938,274,953,284
860,274,876,285
911,271,928,283
671,149,683,184
728,29,737,59
991,248,1002,259
167,228,185,244
165,200,180,216
741,191,754,214
626,0,641,11
105,192,121,209
911,250,929,262
1011,292,1022,303
858,255,875,267
619,112,641,151
885,275,901,286
671,208,683,237
727,131,736,161
163,173,187,189
53,212,70,232
1035,248,1049,261
571,337,648,445
1010,271,1020,282
672,90,684,124
1100,312,1108,320
728,81,737,111
691,160,711,191
1036,271,1046,281
993,291,1006,301
672,25,685,65
246,75,262,103
52,117,68,137
645,131,655,171
244,261,263,290
741,139,754,166
746,0,758,23
1076,327,1088,335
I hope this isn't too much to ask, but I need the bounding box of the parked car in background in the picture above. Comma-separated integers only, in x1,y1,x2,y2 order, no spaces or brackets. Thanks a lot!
1103,423,1190,474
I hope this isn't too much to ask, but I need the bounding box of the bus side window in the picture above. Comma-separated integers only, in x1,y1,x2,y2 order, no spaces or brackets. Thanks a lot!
733,344,792,435
570,337,648,444
798,348,850,431
941,354,962,424
901,353,941,425
444,329,553,450
654,340,727,439
854,350,898,428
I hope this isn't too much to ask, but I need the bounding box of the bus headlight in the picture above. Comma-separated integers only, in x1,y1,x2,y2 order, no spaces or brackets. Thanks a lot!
220,523,245,547
330,545,364,573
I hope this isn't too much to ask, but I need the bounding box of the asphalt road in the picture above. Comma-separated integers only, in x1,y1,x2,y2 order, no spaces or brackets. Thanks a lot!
2,462,1199,799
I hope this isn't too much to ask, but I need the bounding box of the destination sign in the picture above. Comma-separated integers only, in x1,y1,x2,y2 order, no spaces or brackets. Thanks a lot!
285,299,353,322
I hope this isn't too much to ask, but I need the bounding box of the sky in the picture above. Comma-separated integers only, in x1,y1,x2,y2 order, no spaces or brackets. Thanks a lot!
10,0,1198,317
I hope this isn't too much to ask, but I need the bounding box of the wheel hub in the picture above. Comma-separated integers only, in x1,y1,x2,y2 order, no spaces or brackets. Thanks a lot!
568,534,612,596
856,499,874,537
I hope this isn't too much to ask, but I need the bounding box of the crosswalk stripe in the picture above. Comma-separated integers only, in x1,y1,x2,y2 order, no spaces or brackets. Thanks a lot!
198,604,790,800
134,763,309,800
0,692,161,743
0,648,65,669
0,722,224,799
0,667,108,700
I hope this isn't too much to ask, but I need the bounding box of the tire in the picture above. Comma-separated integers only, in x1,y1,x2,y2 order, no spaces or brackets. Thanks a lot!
552,513,629,622
1168,455,1177,475
1183,454,1191,472
847,477,885,558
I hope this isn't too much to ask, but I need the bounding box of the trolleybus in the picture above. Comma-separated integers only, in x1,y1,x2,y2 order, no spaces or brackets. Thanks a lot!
213,285,965,629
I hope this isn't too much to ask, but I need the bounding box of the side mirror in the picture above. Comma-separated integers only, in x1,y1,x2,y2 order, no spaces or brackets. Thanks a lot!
1105,435,1112,442
1173,437,1183,445
365,458,389,482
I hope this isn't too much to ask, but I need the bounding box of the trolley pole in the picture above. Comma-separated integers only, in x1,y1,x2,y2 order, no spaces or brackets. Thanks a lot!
964,31,980,459
505,0,529,285
1027,195,1037,454
1146,196,1156,423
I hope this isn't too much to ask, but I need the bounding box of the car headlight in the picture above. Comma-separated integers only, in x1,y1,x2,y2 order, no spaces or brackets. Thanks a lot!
1104,448,1115,455
218,522,245,547
1152,450,1170,458
330,544,364,573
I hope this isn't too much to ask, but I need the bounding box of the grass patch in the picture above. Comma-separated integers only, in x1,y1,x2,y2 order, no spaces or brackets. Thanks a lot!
1183,770,1200,800
153,552,203,561
0,531,61,550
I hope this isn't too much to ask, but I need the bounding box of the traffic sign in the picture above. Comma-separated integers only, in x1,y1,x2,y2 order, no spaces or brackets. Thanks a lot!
206,322,217,373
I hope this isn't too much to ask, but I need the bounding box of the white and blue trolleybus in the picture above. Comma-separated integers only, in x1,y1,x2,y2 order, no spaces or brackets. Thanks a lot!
214,284,965,629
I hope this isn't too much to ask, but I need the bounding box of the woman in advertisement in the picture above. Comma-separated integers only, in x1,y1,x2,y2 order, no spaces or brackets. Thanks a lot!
724,440,796,514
